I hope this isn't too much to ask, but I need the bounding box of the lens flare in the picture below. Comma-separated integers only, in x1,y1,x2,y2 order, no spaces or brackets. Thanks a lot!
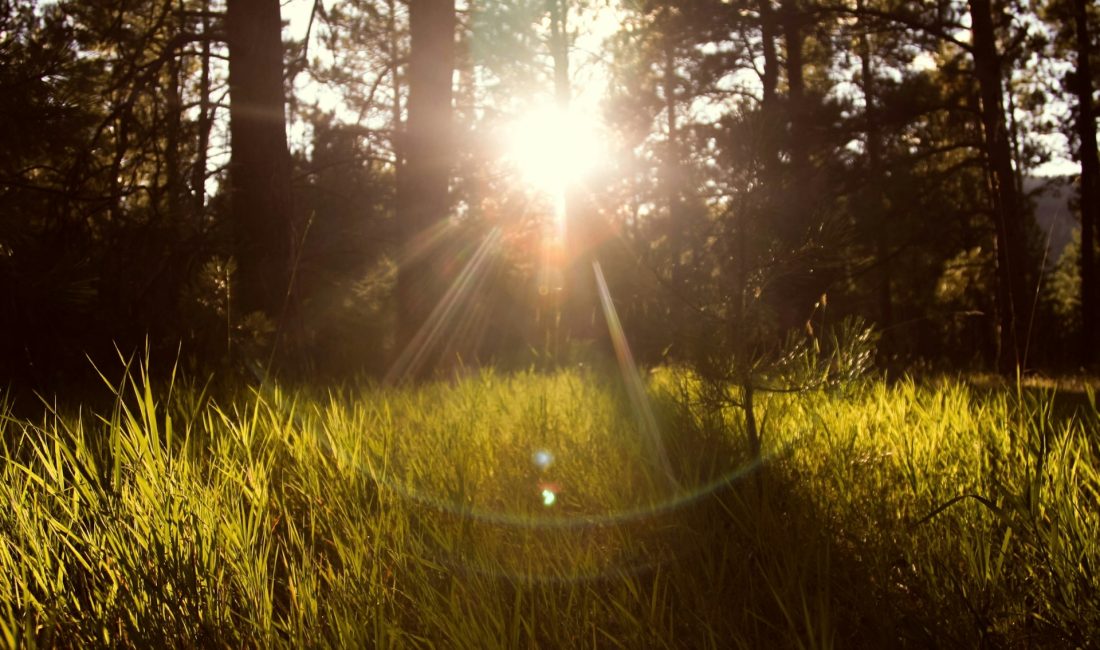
532,449,554,469
593,261,681,491
538,481,561,507
385,228,502,383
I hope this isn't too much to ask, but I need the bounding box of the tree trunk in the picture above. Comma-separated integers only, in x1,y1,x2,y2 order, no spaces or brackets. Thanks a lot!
776,0,814,331
387,0,403,171
1072,0,1099,367
548,0,571,107
192,0,212,221
759,0,779,109
968,0,1031,372
857,0,893,345
781,0,808,182
661,8,685,294
548,0,596,350
226,0,295,320
663,11,679,223
164,16,184,223
394,0,455,378
757,0,780,187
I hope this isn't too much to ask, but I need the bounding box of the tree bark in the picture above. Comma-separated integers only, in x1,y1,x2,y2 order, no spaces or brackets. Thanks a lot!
395,0,455,378
661,5,683,288
387,0,403,172
775,0,814,331
226,0,295,320
663,10,678,222
548,0,571,107
857,0,893,344
759,0,779,109
781,0,808,182
164,9,184,223
192,0,212,221
758,0,780,183
968,0,1032,372
1071,0,1099,367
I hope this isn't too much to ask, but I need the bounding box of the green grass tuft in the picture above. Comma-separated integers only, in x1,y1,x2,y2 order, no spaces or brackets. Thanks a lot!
1,367,1097,647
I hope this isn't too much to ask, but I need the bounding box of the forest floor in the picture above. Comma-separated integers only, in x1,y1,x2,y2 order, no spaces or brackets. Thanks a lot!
2,366,1098,648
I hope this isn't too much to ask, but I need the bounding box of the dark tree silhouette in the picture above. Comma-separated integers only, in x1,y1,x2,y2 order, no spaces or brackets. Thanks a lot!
969,0,1033,371
226,0,295,323
1069,0,1099,366
394,0,456,378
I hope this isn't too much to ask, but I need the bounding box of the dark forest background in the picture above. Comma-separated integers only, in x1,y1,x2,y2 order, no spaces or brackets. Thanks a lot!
1,0,1097,391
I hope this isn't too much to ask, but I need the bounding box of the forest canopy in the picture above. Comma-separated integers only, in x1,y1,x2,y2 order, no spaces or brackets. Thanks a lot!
0,0,1097,387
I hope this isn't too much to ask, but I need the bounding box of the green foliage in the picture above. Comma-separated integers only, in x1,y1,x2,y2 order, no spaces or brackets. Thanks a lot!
1047,230,1082,329
2,368,1097,646
768,314,881,391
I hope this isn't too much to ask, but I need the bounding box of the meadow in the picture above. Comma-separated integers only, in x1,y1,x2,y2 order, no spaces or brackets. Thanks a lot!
1,364,1097,648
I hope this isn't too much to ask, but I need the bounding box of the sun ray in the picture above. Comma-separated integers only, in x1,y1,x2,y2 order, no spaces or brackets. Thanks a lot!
385,228,502,383
389,218,458,272
593,261,681,492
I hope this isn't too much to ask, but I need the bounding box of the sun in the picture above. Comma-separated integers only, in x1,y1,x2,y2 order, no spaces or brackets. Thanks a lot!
502,104,606,196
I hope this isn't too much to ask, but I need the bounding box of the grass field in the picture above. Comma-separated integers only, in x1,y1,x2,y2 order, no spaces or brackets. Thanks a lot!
2,364,1098,648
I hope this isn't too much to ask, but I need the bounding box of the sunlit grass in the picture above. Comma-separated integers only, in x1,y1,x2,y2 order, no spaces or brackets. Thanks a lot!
1,366,1097,647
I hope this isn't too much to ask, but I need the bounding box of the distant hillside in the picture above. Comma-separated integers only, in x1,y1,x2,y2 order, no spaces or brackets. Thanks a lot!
1025,175,1078,267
